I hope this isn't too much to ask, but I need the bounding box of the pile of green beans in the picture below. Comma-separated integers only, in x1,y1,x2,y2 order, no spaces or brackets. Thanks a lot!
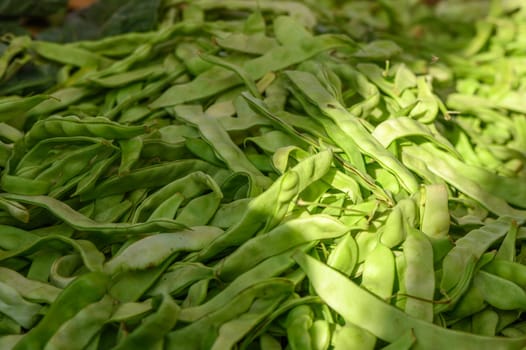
0,0,526,349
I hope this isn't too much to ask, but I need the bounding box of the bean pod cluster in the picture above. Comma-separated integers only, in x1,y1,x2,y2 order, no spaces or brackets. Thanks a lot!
0,1,526,349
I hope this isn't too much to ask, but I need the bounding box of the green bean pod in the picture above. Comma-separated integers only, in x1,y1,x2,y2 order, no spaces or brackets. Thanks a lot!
180,246,311,322
165,279,294,350
440,217,514,298
13,272,109,350
331,323,376,350
326,232,359,277
24,116,145,148
216,215,348,281
286,305,314,350
104,226,223,274
403,227,435,322
294,251,526,350
0,267,61,303
0,281,42,329
483,260,526,289
361,242,396,300
43,295,114,350
211,295,286,350
1,194,186,234
285,70,419,194
474,271,526,310
472,309,499,336
112,294,179,350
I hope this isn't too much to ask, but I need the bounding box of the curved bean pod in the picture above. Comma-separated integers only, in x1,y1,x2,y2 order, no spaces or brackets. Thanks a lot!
104,226,223,274
440,217,514,296
294,251,526,350
216,215,348,281
211,296,286,350
0,235,104,274
1,194,186,234
361,242,395,300
13,272,109,350
24,116,145,148
81,159,221,201
285,70,419,194
179,246,310,322
43,295,114,350
0,267,61,304
286,305,314,350
474,271,526,310
150,34,350,108
112,294,179,350
165,279,294,350
0,281,42,329
326,232,359,277
331,323,376,350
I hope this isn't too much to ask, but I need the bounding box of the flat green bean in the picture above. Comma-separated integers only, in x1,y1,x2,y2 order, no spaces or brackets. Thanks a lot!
259,334,283,350
165,279,294,350
27,87,94,118
331,323,376,350
81,159,221,201
381,329,416,350
109,256,176,303
285,70,419,193
286,305,314,350
43,295,114,350
0,281,42,329
419,184,450,239
440,217,514,297
0,198,28,224
309,320,331,350
294,251,526,350
112,294,179,350
31,41,112,68
182,278,210,308
216,215,348,281
13,272,109,350
0,267,61,303
132,171,222,223
474,271,526,310
174,192,222,226
372,117,459,158
104,226,223,274
211,296,285,350
118,137,142,175
380,206,405,248
146,262,214,296
496,220,519,261
404,143,526,218
326,232,359,277
175,105,271,193
0,95,50,123
150,34,350,108
483,260,526,289
109,299,153,323
361,242,395,300
24,116,145,147
179,246,311,322
1,194,185,234
89,65,166,87
447,285,487,321
188,170,299,262
472,309,499,336
216,33,278,55
403,228,435,322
